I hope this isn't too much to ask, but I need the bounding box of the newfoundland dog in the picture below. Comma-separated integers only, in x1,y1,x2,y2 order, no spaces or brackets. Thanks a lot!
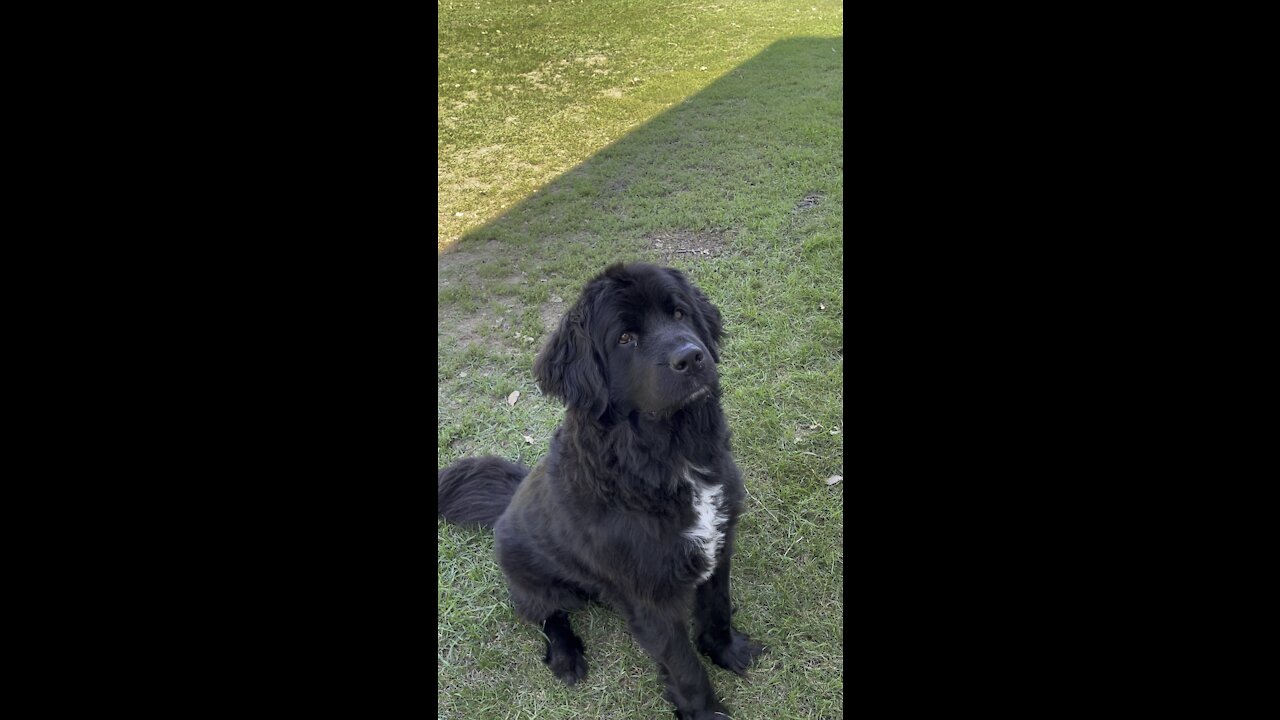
438,262,763,719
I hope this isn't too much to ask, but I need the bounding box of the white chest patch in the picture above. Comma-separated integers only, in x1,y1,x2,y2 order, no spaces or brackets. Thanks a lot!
682,464,727,584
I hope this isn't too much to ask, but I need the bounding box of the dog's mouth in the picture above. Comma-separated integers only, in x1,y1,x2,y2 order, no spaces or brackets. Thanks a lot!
679,387,711,406
644,387,713,420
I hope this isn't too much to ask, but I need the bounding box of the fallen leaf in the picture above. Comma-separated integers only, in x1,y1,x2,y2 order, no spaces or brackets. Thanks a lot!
507,391,520,407
523,435,535,444
826,475,842,485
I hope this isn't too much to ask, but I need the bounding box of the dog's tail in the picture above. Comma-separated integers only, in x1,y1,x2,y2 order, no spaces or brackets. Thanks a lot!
438,455,529,528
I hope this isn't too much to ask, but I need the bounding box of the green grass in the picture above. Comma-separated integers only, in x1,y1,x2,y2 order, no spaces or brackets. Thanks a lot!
439,2,843,718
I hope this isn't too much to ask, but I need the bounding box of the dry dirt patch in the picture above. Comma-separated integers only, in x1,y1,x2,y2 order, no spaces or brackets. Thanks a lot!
438,240,512,275
792,191,825,212
539,303,565,335
645,228,731,264
439,241,523,348
438,306,488,348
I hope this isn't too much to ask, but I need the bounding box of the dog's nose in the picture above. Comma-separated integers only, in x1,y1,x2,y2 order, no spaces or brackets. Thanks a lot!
669,344,704,374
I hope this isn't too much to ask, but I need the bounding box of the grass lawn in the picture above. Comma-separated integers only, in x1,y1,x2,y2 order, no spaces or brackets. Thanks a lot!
439,2,843,718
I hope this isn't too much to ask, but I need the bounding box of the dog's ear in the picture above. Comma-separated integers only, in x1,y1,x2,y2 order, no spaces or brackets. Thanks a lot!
667,268,724,362
534,293,609,418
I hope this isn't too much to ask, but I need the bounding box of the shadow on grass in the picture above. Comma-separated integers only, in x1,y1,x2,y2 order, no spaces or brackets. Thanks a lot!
438,35,843,287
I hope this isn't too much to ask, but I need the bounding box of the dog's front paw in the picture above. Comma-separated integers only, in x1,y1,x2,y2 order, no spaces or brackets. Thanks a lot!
543,634,588,686
698,628,765,677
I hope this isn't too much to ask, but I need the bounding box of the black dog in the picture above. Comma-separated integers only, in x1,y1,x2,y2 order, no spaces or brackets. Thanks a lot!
438,262,763,719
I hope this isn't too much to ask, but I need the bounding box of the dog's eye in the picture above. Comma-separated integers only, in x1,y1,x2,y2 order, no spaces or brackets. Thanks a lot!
674,309,684,320
619,333,633,345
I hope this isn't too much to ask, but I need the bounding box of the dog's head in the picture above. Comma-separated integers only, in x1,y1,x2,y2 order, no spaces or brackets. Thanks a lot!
534,263,724,420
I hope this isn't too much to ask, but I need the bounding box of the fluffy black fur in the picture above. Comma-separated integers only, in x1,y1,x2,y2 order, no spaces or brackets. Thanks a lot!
438,262,763,719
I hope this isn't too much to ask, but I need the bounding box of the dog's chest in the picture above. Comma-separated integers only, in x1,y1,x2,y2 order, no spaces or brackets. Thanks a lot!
681,464,727,583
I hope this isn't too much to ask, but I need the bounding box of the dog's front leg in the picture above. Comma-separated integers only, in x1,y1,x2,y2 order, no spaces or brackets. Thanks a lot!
626,603,727,719
694,540,765,676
